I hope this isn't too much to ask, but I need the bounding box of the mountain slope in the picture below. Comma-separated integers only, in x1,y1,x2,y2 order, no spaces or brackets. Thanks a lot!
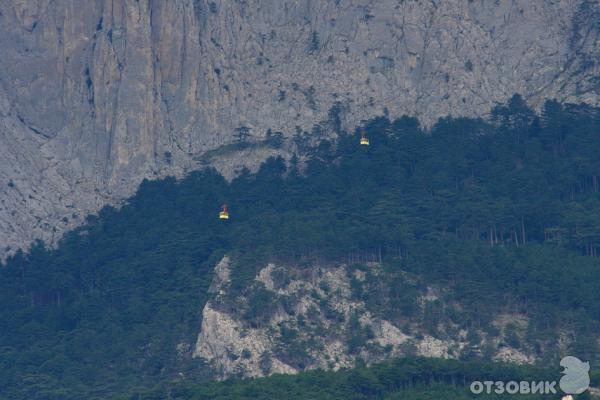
1,0,599,256
1,101,599,399
114,357,562,400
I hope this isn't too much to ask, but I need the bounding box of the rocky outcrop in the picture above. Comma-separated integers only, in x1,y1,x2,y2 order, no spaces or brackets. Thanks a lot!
1,0,599,256
193,257,537,379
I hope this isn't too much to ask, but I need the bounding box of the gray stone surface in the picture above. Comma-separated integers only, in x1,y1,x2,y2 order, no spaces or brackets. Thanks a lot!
0,0,598,256
193,257,536,379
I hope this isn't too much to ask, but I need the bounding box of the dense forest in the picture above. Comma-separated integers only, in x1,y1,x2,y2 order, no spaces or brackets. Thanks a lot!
1,95,599,399
114,357,598,400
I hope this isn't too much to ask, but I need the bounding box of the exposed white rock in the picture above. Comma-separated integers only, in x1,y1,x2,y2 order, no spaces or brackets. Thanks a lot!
208,255,232,294
371,320,411,348
493,347,536,364
194,303,298,377
255,263,276,291
489,313,536,364
194,258,500,379
416,335,453,359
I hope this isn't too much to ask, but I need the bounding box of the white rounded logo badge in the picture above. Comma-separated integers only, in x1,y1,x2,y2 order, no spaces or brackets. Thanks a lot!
559,356,590,395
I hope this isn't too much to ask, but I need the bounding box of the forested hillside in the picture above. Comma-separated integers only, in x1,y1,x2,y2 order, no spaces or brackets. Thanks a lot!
115,358,564,400
3,0,598,257
115,357,598,400
1,96,599,399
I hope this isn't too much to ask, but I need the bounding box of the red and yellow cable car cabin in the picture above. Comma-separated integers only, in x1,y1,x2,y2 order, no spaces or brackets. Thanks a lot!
219,204,229,219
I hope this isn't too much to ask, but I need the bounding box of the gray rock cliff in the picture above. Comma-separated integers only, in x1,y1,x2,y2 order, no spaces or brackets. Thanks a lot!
0,0,598,255
193,256,540,379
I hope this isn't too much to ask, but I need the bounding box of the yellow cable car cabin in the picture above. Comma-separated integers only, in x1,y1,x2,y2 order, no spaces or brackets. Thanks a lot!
360,131,370,146
219,204,229,219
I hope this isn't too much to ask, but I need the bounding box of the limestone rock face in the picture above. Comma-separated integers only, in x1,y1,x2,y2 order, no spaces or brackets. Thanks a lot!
1,0,598,255
194,259,414,378
193,256,538,379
